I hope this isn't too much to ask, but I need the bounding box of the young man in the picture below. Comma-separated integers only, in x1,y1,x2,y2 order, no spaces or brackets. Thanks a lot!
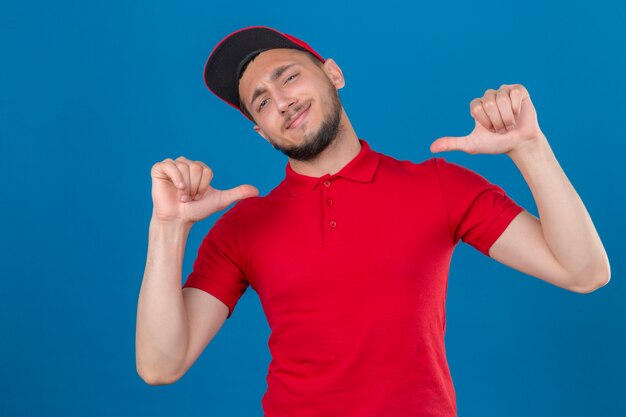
136,26,610,416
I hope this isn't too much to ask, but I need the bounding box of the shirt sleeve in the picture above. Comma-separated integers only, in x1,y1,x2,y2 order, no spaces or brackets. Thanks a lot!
433,157,525,257
182,202,248,319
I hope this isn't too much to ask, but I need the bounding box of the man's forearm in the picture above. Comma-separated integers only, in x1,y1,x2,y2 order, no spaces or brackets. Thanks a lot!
136,216,193,384
507,132,610,289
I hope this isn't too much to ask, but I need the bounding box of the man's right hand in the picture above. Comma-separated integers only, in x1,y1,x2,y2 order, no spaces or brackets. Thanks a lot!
150,156,259,224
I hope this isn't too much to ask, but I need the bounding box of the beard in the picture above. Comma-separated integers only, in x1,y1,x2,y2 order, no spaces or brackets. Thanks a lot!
266,81,343,162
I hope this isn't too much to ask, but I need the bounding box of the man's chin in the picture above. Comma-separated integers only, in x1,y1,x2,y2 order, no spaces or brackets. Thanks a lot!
268,92,342,161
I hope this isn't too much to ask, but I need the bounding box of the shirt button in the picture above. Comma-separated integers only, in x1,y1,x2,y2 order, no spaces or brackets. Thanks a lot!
327,199,334,206
323,180,331,187
329,220,337,228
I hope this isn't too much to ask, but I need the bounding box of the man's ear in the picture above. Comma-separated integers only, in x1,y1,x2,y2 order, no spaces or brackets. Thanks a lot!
321,58,345,89
254,125,270,142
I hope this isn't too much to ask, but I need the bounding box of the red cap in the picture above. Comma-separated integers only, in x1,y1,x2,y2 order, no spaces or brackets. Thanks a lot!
203,26,325,121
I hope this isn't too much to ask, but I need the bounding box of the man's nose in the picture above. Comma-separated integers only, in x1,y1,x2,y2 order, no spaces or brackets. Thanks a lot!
275,91,297,114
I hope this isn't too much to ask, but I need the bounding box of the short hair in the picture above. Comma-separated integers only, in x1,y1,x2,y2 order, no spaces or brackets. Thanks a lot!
237,49,324,121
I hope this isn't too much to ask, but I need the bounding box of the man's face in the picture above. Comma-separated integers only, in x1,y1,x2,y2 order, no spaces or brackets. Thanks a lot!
238,48,344,161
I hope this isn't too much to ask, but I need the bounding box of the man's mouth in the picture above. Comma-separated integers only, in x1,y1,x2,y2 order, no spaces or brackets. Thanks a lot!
286,103,311,130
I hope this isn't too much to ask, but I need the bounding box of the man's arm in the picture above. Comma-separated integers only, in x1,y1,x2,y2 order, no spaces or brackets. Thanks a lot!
430,84,610,293
489,133,610,293
136,156,258,385
136,218,229,385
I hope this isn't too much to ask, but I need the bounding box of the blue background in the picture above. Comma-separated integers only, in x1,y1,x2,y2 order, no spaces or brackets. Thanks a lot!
1,0,625,416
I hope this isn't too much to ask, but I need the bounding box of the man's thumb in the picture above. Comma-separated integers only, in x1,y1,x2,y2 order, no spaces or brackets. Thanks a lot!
430,136,468,153
220,184,260,208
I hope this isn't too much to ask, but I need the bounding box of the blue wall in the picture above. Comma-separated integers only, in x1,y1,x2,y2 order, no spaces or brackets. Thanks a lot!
1,0,624,416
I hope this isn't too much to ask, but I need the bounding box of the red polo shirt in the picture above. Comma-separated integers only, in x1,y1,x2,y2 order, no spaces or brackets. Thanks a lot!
183,139,524,416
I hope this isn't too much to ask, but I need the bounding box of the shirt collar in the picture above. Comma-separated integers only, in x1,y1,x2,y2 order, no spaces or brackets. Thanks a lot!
283,139,381,196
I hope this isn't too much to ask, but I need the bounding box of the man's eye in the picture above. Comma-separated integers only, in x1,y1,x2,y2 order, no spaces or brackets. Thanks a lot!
285,73,298,83
258,98,268,111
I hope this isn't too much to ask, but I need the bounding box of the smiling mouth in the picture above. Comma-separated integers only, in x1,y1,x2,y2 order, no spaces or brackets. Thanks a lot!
286,104,311,130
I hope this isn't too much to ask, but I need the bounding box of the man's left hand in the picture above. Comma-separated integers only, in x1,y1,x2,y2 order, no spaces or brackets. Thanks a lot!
430,84,543,155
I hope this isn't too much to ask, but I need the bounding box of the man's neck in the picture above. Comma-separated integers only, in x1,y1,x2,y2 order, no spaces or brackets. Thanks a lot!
287,112,361,178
